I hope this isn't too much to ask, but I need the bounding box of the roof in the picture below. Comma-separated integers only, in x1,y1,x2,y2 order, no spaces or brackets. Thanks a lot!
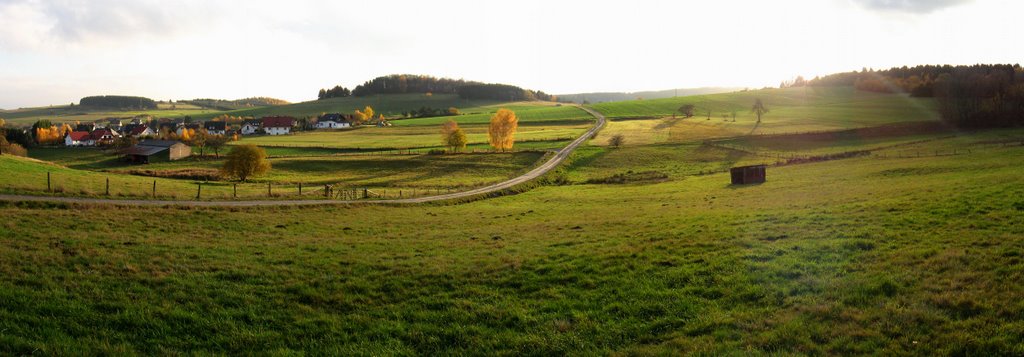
205,121,227,131
319,113,352,123
243,119,262,126
262,116,295,128
128,125,151,136
123,145,167,156
731,164,766,170
137,140,181,148
89,129,115,140
67,131,92,141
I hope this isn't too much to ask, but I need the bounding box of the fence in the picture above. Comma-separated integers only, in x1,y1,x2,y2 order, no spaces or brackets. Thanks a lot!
21,171,474,201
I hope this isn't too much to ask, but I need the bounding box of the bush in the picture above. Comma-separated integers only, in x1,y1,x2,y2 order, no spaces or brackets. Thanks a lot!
427,149,446,155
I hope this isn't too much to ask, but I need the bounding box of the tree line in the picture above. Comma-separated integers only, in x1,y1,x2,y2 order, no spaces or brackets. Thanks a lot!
317,86,351,100
318,74,556,102
79,95,157,109
183,97,290,110
795,64,1024,128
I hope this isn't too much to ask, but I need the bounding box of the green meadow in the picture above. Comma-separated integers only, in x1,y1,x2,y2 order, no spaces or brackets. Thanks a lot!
2,88,1024,354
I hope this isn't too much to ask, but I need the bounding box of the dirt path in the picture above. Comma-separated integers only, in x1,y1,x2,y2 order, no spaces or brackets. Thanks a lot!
0,107,606,207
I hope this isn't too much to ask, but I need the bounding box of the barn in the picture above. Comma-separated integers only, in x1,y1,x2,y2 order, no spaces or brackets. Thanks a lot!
730,164,766,185
124,140,192,164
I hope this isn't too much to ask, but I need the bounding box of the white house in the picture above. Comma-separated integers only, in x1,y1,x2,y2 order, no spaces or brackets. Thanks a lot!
262,117,295,136
240,120,261,135
65,131,96,147
204,121,227,136
316,113,352,129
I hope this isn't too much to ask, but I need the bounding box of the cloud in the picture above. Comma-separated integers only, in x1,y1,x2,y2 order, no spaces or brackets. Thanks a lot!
850,0,973,14
0,0,222,51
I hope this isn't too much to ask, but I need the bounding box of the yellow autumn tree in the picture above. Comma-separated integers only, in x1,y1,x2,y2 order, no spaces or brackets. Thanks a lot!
488,108,518,152
35,125,64,144
440,119,467,152
363,106,374,120
180,128,192,141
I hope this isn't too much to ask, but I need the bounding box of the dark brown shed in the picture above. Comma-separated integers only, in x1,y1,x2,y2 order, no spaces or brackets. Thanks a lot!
730,164,766,185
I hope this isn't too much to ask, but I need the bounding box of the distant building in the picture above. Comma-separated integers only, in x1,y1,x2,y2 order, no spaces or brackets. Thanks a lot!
730,165,766,185
125,124,156,138
262,116,295,136
90,128,119,146
240,119,262,135
65,131,95,147
204,121,227,136
123,140,191,164
316,113,353,129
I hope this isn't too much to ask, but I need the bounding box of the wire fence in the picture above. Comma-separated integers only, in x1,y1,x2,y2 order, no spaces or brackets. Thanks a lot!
14,171,477,201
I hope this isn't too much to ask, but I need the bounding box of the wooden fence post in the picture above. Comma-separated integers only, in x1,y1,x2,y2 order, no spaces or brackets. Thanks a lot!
106,178,110,196
233,184,237,198
47,172,51,192
196,183,202,199
153,180,156,198
298,183,302,195
267,183,271,197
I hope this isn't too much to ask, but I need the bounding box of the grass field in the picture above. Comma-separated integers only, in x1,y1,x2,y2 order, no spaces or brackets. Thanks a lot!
0,93,554,128
592,86,939,137
390,105,592,126
0,105,218,127
235,123,590,150
1,131,1022,354
3,87,1024,354
11,149,545,199
182,93,502,121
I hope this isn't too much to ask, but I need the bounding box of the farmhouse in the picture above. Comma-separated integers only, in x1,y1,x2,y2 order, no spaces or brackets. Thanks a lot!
123,140,191,164
204,121,227,136
125,124,156,138
316,113,353,129
262,116,295,135
240,119,262,135
65,131,95,147
730,165,767,185
90,128,119,146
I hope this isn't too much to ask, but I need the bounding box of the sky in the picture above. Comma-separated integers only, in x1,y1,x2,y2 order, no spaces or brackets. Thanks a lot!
0,0,1021,108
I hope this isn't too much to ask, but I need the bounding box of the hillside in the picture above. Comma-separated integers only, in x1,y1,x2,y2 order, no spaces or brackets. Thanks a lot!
591,86,938,134
181,93,508,121
556,87,742,104
182,97,291,111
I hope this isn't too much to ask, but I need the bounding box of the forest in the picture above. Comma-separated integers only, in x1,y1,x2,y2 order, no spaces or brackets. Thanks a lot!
803,64,1024,128
320,74,555,102
79,95,157,110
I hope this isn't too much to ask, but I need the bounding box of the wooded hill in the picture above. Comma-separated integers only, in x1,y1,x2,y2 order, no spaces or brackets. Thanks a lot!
79,95,157,110
319,74,555,102
799,64,1024,128
182,97,291,111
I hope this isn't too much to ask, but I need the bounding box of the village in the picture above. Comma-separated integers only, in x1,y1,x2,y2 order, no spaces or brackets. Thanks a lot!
52,112,386,163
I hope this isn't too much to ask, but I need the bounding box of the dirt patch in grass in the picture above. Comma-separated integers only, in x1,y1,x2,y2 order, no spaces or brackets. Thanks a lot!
586,170,669,184
116,168,223,181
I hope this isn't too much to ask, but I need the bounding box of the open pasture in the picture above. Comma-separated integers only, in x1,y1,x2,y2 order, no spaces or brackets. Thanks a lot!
235,123,590,150
2,130,1023,354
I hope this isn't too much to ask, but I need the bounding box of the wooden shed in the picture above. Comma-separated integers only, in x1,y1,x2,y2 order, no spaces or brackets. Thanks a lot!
124,140,191,164
730,164,766,185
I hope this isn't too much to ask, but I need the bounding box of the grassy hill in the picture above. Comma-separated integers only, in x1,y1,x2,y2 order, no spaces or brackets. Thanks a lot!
4,85,1024,354
182,93,505,121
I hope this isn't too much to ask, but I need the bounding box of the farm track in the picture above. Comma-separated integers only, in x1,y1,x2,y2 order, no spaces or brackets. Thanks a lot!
0,107,606,207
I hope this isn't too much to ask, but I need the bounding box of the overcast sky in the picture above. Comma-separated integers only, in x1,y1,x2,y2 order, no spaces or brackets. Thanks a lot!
0,0,1020,108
